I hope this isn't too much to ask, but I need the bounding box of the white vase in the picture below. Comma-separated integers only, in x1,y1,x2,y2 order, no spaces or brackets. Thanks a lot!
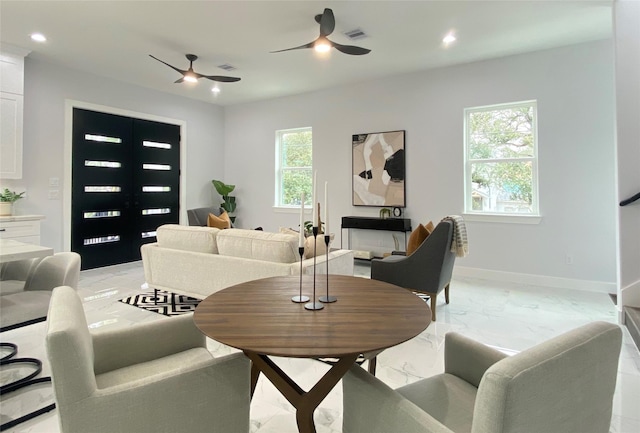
0,202,13,216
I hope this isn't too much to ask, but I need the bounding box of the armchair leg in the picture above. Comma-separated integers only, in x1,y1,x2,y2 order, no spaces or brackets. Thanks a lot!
445,284,450,304
430,294,437,322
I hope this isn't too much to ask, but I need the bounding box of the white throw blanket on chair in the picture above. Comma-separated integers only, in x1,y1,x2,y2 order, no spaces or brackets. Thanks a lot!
442,215,468,258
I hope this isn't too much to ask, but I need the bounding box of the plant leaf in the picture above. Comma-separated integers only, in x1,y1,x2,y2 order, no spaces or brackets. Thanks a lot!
212,180,235,196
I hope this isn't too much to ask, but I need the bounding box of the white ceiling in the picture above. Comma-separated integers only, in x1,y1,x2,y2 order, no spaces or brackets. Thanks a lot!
0,1,613,107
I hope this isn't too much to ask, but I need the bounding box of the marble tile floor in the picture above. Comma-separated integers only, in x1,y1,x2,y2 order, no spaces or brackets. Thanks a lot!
1,260,639,433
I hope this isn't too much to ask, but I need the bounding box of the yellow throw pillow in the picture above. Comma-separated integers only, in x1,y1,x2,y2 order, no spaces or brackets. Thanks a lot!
207,211,231,229
425,220,435,235
406,224,429,255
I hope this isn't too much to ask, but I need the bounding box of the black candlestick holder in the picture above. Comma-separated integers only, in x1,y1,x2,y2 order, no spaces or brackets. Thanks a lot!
319,234,336,303
291,246,309,303
305,227,324,310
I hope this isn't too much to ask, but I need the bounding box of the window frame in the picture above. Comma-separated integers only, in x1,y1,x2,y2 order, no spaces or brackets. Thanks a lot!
463,100,540,223
274,126,312,209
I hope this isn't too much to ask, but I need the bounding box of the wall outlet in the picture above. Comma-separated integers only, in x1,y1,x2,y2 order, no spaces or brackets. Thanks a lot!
48,189,60,200
565,254,574,265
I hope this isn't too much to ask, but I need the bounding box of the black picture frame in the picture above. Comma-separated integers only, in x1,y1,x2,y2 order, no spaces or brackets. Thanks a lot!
352,130,405,207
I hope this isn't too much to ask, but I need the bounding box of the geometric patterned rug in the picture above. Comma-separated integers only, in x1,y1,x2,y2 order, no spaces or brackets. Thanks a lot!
119,289,427,317
413,292,430,303
119,289,201,317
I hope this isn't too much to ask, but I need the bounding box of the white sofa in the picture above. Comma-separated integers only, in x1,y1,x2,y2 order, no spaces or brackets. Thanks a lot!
141,224,354,299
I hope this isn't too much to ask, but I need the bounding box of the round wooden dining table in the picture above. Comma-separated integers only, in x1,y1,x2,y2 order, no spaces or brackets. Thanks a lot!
194,274,431,433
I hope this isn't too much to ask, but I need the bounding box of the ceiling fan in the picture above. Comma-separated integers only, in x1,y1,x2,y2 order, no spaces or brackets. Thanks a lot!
271,8,371,56
149,54,241,84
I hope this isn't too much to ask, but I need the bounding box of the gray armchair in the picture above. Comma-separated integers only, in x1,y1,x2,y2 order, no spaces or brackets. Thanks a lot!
371,220,455,321
0,252,81,331
0,257,42,295
187,206,224,226
343,321,622,433
46,286,251,433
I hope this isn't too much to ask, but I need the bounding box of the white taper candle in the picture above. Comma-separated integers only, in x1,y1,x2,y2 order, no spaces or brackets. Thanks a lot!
312,170,318,227
324,181,329,235
299,192,305,248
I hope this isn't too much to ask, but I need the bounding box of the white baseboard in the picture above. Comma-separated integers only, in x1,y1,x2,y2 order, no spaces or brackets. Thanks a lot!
453,266,616,294
621,279,640,308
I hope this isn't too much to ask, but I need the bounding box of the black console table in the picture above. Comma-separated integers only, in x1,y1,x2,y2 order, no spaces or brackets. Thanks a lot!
341,216,412,255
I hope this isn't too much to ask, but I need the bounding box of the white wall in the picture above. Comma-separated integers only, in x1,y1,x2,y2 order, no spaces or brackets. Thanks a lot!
3,56,226,252
224,40,617,288
614,0,640,308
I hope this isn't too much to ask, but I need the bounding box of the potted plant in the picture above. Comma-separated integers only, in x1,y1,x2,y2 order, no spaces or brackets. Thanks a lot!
211,180,237,223
0,188,25,216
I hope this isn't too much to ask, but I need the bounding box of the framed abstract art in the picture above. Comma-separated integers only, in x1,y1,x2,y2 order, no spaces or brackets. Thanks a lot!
352,130,405,207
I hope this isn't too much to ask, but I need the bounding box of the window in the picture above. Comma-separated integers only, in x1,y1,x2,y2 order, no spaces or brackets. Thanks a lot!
275,127,312,207
464,101,539,217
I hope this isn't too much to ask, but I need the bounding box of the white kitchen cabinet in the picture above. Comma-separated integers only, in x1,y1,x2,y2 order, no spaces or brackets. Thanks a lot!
0,44,30,180
0,92,23,178
0,215,45,245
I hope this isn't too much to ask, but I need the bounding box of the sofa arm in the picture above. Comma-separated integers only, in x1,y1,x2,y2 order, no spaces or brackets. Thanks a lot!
343,365,455,433
444,332,507,388
92,313,205,375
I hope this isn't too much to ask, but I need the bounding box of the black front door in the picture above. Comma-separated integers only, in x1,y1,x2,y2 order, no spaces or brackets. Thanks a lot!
71,108,180,270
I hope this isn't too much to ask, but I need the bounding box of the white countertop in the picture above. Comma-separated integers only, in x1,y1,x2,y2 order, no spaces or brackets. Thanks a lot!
0,238,53,263
0,214,46,223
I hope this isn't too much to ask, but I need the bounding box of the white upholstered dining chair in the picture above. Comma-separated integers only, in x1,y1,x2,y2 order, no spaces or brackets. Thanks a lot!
46,286,251,433
342,321,622,433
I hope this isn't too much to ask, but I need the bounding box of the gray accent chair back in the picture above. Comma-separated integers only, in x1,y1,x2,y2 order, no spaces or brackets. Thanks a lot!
371,220,456,321
342,321,622,433
46,286,251,433
187,206,223,226
0,252,81,332
0,257,42,295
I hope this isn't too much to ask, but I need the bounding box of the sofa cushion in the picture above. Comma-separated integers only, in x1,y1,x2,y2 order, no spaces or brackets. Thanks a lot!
156,225,220,254
278,227,335,259
217,229,299,264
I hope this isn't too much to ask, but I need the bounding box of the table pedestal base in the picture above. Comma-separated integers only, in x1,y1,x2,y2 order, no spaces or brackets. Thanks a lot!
246,351,359,433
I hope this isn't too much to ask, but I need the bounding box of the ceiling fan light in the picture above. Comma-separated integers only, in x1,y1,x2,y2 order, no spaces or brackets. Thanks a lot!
184,74,198,83
314,39,331,53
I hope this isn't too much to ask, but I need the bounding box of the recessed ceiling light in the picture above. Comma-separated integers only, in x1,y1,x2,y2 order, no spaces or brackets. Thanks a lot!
211,87,221,94
30,33,47,42
442,33,456,45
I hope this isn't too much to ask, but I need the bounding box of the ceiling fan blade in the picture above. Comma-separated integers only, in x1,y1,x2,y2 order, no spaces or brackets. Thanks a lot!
174,77,185,84
331,42,371,56
319,8,335,37
270,41,315,53
149,55,186,74
202,75,241,83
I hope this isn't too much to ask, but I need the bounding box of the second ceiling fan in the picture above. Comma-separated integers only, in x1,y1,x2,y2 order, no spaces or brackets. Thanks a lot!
272,8,371,56
149,54,241,84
